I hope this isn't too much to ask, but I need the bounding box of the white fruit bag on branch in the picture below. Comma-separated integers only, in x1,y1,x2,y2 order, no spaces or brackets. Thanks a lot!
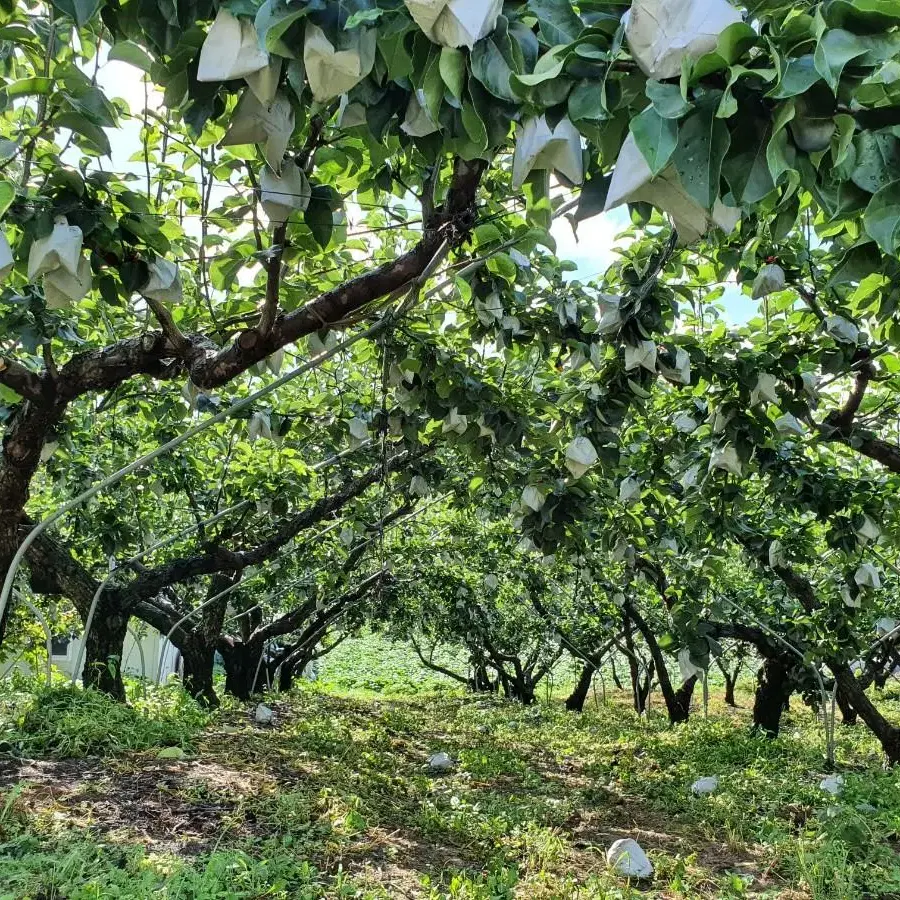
28,216,83,280
512,116,584,190
304,22,376,103
197,9,269,82
260,160,311,224
0,231,14,279
605,133,739,244
404,0,503,49
44,255,92,308
221,90,295,173
565,436,598,478
625,0,743,81
141,257,183,304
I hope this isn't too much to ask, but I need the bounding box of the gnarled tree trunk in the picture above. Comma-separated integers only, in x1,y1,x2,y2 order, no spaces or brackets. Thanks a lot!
673,675,698,719
220,640,265,700
752,658,794,736
835,683,858,726
832,663,900,764
566,662,595,712
180,634,219,707
81,606,129,700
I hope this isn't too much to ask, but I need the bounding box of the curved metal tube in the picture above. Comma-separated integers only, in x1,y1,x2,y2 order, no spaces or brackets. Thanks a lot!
252,640,269,695
127,626,147,681
0,312,409,639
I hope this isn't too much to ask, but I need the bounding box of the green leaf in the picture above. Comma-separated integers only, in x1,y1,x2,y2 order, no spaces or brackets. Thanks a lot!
107,41,154,73
0,180,14,219
345,8,382,29
55,112,110,155
672,102,731,210
527,0,583,45
574,172,612,223
831,113,856,167
630,106,677,176
568,80,606,122
863,180,900,253
716,22,757,64
1,77,53,99
255,0,308,57
510,45,568,91
470,37,516,101
645,81,692,119
420,47,445,122
305,193,335,249
770,55,822,99
826,0,900,33
814,29,869,93
723,118,774,204
50,0,100,27
461,96,488,151
766,101,798,187
850,132,900,194
439,47,466,100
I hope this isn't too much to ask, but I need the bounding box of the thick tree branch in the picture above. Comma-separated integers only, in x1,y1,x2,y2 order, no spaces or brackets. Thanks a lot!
0,357,46,403
124,448,425,604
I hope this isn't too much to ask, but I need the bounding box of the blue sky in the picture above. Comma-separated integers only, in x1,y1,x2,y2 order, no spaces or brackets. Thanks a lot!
552,209,754,325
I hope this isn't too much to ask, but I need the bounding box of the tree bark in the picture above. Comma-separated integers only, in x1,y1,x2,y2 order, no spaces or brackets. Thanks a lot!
752,658,794,736
278,659,295,692
832,663,900,763
180,634,219,707
609,655,623,690
624,602,691,724
724,672,738,707
220,640,265,700
566,662,595,712
835,683,858,726
81,607,129,700
673,675,698,718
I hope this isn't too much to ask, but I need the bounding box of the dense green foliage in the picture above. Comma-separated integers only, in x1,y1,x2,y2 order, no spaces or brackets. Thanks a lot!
4,0,900,892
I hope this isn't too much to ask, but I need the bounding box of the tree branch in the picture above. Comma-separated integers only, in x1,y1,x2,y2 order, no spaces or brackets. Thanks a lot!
124,448,425,604
0,357,46,402
144,296,190,357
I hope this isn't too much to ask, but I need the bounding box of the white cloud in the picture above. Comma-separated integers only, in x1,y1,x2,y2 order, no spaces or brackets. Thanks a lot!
551,207,631,283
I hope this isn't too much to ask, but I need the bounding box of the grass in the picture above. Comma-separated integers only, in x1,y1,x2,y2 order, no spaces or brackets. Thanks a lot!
1,635,900,898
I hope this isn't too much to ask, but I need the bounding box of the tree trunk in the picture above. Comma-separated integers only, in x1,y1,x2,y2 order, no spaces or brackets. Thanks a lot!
835,683,858,726
278,660,294,692
221,641,264,700
752,658,794,736
469,663,496,693
832,663,900,764
181,636,219,707
609,655,623,690
623,621,643,713
624,602,691,724
566,662,596,712
724,672,738,707
673,675,698,719
81,608,129,700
